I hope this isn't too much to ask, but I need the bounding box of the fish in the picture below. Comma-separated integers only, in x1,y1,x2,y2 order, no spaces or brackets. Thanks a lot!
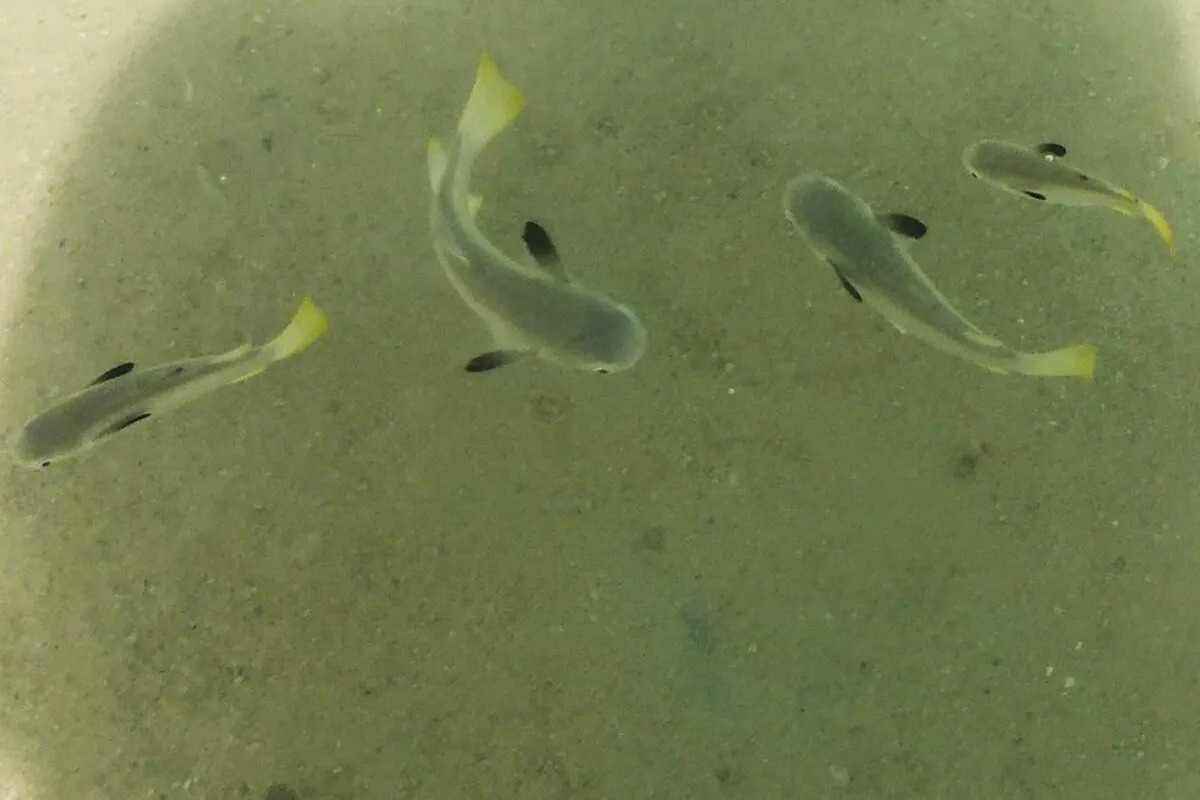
783,173,1098,379
426,52,647,374
10,297,329,468
962,139,1173,254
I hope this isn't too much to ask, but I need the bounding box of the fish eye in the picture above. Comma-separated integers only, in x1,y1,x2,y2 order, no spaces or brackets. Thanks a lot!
594,368,610,375
40,460,51,468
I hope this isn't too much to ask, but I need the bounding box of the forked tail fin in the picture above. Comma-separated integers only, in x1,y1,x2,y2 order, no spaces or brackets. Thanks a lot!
1016,344,1098,379
270,297,328,358
457,52,524,152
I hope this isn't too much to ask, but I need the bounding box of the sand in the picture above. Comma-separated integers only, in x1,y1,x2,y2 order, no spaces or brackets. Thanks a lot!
0,0,1198,798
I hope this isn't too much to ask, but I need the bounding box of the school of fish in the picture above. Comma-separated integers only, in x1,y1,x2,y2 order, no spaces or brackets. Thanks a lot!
7,52,1176,467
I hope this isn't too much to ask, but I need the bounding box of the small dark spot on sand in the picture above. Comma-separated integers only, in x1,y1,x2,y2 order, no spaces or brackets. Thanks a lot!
953,438,988,479
681,601,715,654
593,115,620,138
714,764,732,784
261,135,273,152
1106,555,1128,580
640,526,667,552
744,145,774,169
529,392,570,423
264,784,297,800
534,139,564,165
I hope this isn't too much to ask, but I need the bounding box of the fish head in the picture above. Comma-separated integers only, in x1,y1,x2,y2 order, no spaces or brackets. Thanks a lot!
783,173,848,221
784,173,868,235
8,363,193,468
8,410,87,469
549,301,648,374
962,140,1097,203
784,172,883,265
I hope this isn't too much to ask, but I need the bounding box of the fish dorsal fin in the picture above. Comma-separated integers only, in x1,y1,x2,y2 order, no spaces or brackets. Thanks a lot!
878,213,928,241
89,362,135,385
521,221,570,283
1035,142,1067,160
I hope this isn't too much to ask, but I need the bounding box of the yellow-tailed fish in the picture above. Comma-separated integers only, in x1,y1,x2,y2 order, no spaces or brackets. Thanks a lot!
962,139,1173,254
426,53,647,374
10,298,328,468
783,173,1098,379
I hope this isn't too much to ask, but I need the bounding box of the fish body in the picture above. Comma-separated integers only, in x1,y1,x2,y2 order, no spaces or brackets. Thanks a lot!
962,139,1173,253
783,173,1097,378
426,53,646,374
11,298,328,467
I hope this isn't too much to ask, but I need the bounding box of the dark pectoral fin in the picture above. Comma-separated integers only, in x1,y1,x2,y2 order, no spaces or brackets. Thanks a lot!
830,264,863,303
89,362,135,385
521,221,569,282
522,221,559,264
465,350,525,372
879,213,928,240
1022,191,1047,201
1034,142,1067,159
101,411,151,437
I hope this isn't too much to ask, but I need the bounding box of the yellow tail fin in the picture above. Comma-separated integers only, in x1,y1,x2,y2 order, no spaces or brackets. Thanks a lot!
457,52,524,150
1016,344,1098,379
1140,201,1174,255
266,297,329,361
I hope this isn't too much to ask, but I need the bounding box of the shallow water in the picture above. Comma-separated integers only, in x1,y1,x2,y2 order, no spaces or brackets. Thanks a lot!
0,1,1198,798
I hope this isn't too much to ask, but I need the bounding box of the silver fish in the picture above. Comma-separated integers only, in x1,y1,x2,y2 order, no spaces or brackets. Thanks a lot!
783,173,1097,378
10,298,328,468
426,53,647,374
962,139,1173,253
